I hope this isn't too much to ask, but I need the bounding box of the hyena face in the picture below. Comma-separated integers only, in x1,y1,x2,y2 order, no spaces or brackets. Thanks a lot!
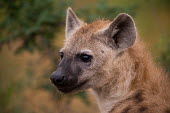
50,8,136,93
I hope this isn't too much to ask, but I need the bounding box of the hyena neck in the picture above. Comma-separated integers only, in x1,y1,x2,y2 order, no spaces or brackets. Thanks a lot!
92,51,138,113
91,42,164,113
92,63,137,113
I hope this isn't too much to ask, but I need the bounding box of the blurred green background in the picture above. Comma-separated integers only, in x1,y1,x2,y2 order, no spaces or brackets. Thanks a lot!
0,0,170,113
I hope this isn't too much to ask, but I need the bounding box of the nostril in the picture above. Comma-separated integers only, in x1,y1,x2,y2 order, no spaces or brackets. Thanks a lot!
50,74,65,85
56,76,65,83
50,69,65,85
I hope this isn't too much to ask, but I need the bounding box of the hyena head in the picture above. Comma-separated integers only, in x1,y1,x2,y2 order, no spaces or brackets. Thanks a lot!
50,8,136,93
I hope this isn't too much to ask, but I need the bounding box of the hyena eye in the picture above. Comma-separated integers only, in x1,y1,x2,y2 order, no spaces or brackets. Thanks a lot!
60,52,64,59
80,54,92,63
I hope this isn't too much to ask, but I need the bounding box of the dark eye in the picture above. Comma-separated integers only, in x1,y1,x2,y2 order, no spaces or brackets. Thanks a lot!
80,54,92,63
60,52,64,59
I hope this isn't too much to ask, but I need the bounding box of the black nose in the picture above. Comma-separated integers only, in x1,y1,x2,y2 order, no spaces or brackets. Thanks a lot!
50,69,65,85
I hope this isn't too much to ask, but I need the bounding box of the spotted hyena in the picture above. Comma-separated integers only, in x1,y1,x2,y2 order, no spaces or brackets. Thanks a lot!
50,8,170,113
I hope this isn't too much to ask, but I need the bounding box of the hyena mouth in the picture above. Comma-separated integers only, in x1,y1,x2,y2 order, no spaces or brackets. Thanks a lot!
57,80,88,93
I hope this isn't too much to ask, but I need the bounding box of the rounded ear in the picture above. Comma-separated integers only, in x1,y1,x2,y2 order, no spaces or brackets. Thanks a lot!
65,7,83,39
102,13,137,50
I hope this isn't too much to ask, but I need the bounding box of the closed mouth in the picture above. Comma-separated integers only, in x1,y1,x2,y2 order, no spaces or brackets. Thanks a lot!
57,80,88,93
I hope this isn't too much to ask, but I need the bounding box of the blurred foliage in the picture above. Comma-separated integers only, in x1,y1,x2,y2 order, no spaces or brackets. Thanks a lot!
157,35,170,72
152,0,170,8
0,0,69,53
77,0,138,22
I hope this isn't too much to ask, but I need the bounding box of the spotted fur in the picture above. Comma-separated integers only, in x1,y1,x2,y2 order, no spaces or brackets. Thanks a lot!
51,8,170,113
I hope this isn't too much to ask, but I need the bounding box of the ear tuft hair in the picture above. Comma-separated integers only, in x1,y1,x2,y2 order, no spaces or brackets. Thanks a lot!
66,7,82,39
103,13,136,50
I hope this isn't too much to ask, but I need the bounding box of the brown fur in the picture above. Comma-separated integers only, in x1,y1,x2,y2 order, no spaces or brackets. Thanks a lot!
106,41,170,113
51,8,170,113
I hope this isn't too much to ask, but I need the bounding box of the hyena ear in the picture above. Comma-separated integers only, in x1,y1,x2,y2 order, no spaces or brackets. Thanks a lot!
102,13,136,50
66,7,82,39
